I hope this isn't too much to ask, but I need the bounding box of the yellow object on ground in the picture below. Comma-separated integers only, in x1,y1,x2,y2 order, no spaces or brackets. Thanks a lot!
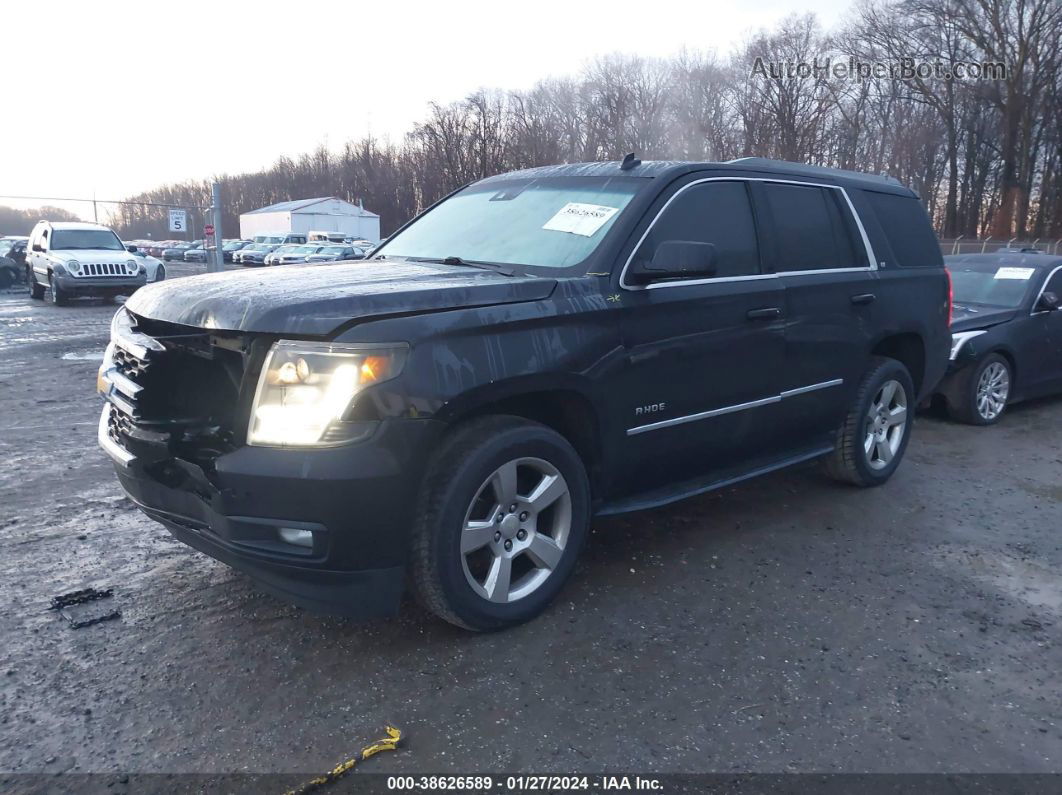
284,725,403,795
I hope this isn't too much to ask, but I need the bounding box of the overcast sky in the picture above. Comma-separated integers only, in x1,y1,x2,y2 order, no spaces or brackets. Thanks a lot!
2,0,850,220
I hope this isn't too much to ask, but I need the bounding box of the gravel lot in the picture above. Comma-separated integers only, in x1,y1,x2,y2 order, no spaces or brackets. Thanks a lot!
0,265,1059,777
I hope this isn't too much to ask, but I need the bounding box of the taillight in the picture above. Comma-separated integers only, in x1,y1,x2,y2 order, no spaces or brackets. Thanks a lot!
945,268,953,327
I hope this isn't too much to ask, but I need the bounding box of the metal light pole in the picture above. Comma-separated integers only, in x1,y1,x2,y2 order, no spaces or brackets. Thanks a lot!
209,182,224,273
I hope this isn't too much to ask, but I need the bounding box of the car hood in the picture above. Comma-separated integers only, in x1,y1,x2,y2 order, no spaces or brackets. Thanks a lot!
52,250,135,264
950,303,1019,332
124,259,558,335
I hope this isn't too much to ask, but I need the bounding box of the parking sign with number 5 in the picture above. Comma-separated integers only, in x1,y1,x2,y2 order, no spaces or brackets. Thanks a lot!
169,209,186,232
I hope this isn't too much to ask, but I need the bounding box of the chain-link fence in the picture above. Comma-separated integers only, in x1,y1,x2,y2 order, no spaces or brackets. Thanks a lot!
940,237,1062,255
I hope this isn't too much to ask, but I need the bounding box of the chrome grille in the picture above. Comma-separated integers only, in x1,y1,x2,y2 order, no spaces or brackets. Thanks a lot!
113,345,152,381
78,262,132,277
107,405,133,447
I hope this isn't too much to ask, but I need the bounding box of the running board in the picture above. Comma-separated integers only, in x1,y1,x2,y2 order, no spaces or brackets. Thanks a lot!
595,444,835,517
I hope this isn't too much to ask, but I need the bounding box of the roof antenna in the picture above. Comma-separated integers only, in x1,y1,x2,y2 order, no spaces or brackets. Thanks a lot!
620,152,641,170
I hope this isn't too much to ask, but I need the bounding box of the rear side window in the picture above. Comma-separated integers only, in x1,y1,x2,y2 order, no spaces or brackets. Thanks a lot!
864,191,943,267
763,183,863,271
634,181,760,278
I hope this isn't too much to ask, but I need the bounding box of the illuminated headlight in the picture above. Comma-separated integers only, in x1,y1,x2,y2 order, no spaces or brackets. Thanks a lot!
248,341,407,447
64,260,81,275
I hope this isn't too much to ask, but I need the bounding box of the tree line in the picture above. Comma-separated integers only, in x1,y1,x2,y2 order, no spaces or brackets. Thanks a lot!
108,0,1061,243
0,206,79,237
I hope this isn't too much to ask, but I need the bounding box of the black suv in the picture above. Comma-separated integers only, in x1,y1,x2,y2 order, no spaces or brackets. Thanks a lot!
97,158,950,630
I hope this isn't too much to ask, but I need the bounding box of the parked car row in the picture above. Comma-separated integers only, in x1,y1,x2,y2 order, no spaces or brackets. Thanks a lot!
235,239,373,266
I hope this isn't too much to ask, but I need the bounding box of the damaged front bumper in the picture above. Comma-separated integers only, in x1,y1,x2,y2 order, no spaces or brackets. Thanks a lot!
97,321,442,618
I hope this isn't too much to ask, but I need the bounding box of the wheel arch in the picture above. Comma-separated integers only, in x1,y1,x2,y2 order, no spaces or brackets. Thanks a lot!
871,332,926,397
436,379,604,498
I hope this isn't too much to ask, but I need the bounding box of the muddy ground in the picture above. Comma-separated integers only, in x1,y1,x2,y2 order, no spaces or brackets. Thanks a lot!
0,267,1059,777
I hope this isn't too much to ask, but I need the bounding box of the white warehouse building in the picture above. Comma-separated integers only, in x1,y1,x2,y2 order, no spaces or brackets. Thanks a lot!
238,197,381,243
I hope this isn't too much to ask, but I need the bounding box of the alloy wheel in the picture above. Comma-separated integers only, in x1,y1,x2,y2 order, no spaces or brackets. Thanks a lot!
460,457,572,604
976,361,1010,421
864,379,907,471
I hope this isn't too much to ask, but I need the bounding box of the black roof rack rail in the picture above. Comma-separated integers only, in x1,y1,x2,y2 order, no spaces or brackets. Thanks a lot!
725,157,903,186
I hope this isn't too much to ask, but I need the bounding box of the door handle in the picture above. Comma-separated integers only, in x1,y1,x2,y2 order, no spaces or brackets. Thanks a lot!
850,293,876,305
747,307,782,320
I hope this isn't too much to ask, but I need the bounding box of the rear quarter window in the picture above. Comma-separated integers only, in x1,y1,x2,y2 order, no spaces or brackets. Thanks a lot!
865,191,943,267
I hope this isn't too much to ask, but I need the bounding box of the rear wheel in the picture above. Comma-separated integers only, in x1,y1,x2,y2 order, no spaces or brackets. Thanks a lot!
825,357,914,487
948,353,1011,425
411,416,590,631
28,268,44,300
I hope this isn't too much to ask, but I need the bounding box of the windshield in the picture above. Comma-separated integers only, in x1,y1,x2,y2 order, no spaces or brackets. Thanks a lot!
0,242,12,256
290,245,317,254
321,246,347,254
379,176,646,271
51,229,125,251
223,241,245,250
949,262,1039,309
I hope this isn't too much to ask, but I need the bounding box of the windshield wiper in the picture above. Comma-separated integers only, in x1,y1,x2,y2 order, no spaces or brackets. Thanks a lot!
410,256,516,277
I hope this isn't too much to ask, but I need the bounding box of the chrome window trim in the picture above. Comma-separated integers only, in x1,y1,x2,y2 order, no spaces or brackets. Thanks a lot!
1030,264,1062,316
619,177,878,291
779,378,844,398
627,378,843,436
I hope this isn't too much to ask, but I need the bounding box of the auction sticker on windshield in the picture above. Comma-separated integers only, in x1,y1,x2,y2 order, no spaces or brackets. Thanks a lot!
543,203,619,237
994,267,1036,280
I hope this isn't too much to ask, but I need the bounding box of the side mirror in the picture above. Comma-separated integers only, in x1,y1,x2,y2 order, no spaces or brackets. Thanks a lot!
1037,291,1059,312
32,242,44,252
628,241,718,284
126,244,138,253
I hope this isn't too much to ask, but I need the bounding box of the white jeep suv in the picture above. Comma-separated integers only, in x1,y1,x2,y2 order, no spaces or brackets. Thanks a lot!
26,221,147,306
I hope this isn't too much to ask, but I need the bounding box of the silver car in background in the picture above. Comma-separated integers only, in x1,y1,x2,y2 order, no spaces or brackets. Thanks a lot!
304,245,366,263
236,243,279,266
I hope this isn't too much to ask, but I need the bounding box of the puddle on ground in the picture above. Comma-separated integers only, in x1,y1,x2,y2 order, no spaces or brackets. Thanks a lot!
61,351,105,362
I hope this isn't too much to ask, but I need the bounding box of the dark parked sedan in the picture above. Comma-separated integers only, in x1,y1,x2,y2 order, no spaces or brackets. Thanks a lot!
162,244,193,261
222,240,252,262
936,252,1062,424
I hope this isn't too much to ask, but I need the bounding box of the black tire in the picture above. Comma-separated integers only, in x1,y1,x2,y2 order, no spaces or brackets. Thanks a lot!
49,275,69,306
947,353,1011,426
0,268,13,290
28,268,45,300
410,415,591,631
825,356,915,487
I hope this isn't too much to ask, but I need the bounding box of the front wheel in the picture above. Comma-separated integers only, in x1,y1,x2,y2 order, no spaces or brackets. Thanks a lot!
0,268,14,290
825,357,915,487
411,416,590,631
49,275,69,306
948,353,1011,425
28,268,45,299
